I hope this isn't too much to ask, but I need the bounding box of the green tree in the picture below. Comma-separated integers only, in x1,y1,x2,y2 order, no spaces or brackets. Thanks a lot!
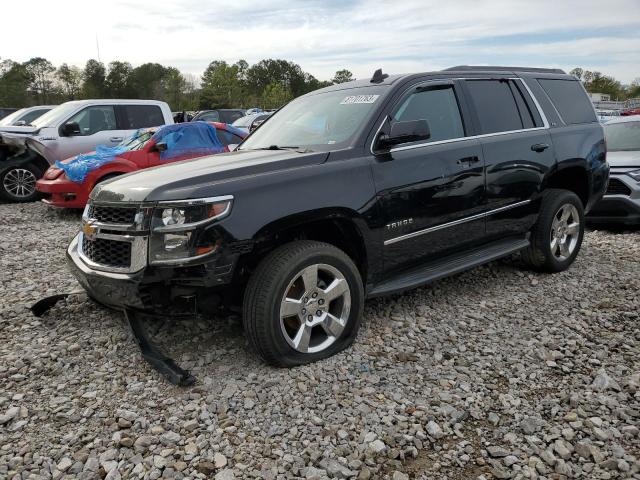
162,67,187,109
24,57,55,103
105,61,133,98
0,60,32,107
56,63,82,99
246,59,308,98
628,78,640,99
569,67,583,80
82,59,106,98
585,71,623,100
332,69,354,84
200,60,243,108
261,82,293,109
129,63,167,99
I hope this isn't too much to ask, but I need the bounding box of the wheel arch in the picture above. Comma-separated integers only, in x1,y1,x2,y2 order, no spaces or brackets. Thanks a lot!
543,163,590,207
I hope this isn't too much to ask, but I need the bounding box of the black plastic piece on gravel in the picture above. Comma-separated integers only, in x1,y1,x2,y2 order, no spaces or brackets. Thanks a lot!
30,290,85,317
125,309,196,387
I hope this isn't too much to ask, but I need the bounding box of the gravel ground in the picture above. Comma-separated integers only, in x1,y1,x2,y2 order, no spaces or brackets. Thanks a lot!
1,201,639,480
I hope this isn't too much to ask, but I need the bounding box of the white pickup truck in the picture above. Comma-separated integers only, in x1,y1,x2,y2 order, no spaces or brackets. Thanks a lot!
0,99,173,202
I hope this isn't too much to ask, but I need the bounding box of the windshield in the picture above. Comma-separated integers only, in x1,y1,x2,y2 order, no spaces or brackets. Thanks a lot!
0,108,27,126
605,121,640,151
118,129,155,151
31,102,81,129
239,87,387,151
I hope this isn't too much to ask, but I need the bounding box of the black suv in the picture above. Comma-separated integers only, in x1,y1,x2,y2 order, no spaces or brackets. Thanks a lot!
67,66,608,367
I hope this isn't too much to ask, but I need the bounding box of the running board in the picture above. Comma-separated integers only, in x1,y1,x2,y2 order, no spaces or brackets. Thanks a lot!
368,237,530,298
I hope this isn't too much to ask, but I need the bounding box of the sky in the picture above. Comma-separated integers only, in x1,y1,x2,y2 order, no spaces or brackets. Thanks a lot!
2,0,640,83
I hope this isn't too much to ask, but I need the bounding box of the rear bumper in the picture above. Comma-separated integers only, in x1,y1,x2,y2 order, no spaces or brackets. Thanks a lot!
587,174,640,225
37,177,88,208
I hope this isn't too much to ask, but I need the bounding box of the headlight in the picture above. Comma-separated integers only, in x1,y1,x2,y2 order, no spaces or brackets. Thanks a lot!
626,169,640,182
149,196,232,264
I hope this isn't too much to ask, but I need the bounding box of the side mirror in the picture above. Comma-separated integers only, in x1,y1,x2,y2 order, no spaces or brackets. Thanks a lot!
378,119,431,148
153,142,168,152
15,120,26,126
250,120,265,132
61,121,81,136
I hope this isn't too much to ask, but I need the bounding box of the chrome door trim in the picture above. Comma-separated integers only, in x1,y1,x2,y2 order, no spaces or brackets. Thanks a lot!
384,200,531,246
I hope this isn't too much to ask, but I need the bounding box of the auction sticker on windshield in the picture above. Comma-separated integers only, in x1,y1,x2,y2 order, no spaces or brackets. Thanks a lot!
340,95,380,104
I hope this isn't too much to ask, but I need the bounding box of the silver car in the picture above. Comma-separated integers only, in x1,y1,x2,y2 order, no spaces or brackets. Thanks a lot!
0,105,55,128
588,115,640,225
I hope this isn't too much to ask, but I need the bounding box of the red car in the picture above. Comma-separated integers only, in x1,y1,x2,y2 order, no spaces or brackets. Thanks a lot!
37,121,246,208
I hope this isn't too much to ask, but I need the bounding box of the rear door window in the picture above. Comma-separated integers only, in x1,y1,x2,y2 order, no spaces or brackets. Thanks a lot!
196,111,220,122
465,80,523,134
537,79,597,125
392,84,466,143
120,105,165,129
67,106,117,136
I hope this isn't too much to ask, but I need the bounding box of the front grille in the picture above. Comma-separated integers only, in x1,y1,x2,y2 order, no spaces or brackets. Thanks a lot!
82,236,132,268
89,205,137,224
606,178,631,196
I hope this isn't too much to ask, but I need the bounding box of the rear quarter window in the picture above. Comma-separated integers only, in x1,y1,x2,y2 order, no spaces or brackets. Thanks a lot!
537,79,597,125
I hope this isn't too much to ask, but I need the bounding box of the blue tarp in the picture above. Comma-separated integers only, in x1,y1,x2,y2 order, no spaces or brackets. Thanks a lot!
153,122,224,161
55,123,226,183
56,144,130,183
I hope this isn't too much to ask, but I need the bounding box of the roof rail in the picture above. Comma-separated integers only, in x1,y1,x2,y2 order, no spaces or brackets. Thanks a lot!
444,65,566,74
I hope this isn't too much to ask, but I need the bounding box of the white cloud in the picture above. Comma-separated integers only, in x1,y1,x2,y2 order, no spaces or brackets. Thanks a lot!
1,0,639,82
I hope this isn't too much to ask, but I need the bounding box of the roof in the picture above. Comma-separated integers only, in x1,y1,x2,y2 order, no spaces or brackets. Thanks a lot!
61,99,169,106
307,65,572,96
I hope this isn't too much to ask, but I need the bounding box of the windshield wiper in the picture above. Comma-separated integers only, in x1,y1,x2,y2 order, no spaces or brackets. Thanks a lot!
248,145,313,153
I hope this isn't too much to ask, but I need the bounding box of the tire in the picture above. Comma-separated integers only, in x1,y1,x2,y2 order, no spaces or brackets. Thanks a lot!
242,240,364,367
0,163,42,202
521,189,584,272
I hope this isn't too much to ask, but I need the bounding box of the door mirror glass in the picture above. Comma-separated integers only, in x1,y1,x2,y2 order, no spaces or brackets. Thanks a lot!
15,120,26,126
379,120,431,148
61,121,81,136
153,142,168,152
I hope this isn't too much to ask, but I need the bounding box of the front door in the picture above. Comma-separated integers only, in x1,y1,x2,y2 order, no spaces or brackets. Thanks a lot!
371,81,486,275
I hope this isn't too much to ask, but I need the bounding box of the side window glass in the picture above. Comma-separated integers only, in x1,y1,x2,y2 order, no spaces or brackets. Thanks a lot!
199,112,220,122
67,106,117,136
393,85,465,143
509,81,536,129
465,80,524,134
122,105,165,129
537,79,597,125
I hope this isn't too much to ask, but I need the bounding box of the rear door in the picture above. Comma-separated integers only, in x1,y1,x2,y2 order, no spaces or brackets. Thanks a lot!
462,78,555,238
371,80,486,274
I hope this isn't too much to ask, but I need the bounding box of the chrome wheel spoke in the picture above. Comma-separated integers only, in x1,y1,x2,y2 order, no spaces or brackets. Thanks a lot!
281,297,302,318
566,222,579,236
550,237,558,253
559,239,570,257
300,264,318,292
322,278,349,302
321,313,344,338
293,324,312,352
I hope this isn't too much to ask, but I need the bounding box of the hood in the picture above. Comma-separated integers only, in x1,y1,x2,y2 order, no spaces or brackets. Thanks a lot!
91,149,329,203
0,125,40,135
607,150,640,168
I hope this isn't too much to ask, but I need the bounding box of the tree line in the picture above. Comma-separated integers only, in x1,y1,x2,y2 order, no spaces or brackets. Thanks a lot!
570,68,640,101
0,56,355,111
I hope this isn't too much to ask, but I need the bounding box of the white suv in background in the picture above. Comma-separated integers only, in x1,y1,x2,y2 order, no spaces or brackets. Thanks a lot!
0,99,173,202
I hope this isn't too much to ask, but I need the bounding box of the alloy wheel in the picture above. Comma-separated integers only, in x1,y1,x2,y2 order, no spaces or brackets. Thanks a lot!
279,263,351,354
550,203,580,261
3,168,37,198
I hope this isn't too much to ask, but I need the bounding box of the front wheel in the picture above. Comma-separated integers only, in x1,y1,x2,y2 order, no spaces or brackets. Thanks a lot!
521,189,585,272
0,163,42,202
242,240,364,367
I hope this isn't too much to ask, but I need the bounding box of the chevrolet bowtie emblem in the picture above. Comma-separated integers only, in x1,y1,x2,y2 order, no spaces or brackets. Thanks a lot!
82,221,98,240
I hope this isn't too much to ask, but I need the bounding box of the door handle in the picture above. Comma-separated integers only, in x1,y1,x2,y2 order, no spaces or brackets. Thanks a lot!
110,137,123,142
457,156,480,165
531,143,550,152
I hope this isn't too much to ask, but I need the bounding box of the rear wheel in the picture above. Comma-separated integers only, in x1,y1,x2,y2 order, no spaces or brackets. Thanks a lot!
0,163,41,202
242,240,364,367
521,189,584,272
